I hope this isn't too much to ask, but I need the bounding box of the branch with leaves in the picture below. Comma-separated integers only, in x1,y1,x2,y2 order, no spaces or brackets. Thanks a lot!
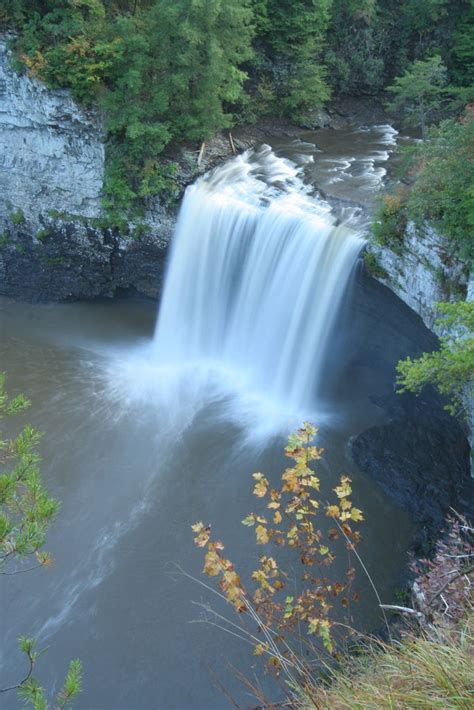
0,374,82,708
397,301,474,418
193,423,364,679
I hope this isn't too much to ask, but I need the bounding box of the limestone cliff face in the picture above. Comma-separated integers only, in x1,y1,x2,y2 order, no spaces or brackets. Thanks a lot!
0,36,245,301
0,36,176,301
366,225,473,472
0,36,104,225
367,222,469,334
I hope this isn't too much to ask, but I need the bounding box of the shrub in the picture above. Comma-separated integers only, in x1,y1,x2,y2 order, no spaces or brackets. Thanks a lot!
193,424,364,673
397,301,474,418
372,189,408,250
10,208,25,226
363,251,388,280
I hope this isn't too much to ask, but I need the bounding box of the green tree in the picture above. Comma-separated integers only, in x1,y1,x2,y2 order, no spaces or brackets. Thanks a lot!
254,0,332,118
386,54,448,138
397,302,474,418
451,5,474,87
0,374,82,709
325,0,386,96
406,106,474,261
101,0,254,207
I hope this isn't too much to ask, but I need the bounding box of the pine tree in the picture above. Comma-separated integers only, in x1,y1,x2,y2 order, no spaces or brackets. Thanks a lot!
258,0,333,117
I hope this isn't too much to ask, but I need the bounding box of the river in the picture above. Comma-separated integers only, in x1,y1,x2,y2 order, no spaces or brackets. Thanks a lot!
1,124,432,709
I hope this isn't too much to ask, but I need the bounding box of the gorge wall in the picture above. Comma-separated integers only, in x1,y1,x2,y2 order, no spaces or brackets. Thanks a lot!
366,228,473,473
0,35,195,301
366,223,471,333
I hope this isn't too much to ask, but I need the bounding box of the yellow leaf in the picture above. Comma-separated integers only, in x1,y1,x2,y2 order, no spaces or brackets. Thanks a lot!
256,525,269,544
253,476,269,498
242,515,256,526
334,475,352,499
273,510,282,524
350,507,364,522
326,505,340,518
203,550,221,576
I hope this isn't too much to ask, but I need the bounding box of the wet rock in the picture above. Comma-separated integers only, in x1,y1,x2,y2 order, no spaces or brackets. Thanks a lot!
351,388,472,555
0,216,174,302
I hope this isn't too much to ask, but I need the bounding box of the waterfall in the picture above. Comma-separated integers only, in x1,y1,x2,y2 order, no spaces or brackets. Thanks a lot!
152,146,364,416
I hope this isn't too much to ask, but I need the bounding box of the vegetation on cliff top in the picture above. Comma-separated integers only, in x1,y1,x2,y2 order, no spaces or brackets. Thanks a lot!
373,105,474,263
1,1,473,210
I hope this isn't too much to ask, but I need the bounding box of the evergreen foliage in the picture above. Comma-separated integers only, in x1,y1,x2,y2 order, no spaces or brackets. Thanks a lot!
0,373,57,573
0,374,82,709
386,55,448,138
406,107,474,261
1,1,473,210
397,302,474,418
256,1,332,117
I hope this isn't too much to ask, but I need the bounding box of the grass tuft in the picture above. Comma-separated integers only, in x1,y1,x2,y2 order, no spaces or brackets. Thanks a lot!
298,609,474,709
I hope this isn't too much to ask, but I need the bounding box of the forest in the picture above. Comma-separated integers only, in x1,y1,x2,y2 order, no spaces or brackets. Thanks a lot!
1,0,473,212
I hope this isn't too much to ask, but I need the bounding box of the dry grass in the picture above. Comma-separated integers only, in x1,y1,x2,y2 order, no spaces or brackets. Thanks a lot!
299,610,474,710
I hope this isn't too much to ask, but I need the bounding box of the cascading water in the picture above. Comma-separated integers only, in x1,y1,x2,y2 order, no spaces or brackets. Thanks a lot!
152,146,364,418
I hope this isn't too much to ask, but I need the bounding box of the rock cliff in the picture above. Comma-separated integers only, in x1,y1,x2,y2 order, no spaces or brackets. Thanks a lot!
0,37,104,226
365,224,473,475
367,222,470,334
0,36,225,301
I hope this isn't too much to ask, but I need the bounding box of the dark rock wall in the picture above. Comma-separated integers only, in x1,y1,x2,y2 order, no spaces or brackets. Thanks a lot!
0,219,172,302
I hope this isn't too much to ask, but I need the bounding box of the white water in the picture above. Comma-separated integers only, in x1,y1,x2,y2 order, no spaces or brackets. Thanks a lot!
151,146,365,416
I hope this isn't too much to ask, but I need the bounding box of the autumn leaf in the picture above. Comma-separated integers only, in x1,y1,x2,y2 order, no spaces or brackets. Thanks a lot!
256,525,269,544
242,514,256,526
268,501,280,510
334,475,352,499
192,521,211,547
350,507,364,522
253,473,269,498
203,549,222,576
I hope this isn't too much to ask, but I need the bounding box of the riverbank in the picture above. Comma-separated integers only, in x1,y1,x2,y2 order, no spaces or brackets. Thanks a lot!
296,512,473,710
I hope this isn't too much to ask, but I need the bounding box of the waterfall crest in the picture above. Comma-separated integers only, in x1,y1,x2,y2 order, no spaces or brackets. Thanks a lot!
152,146,364,415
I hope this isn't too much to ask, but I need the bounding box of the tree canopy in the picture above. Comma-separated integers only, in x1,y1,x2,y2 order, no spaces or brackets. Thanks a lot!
1,0,473,209
386,55,448,138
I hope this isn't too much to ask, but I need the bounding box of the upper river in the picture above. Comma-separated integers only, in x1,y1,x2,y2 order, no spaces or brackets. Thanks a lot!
1,124,435,710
